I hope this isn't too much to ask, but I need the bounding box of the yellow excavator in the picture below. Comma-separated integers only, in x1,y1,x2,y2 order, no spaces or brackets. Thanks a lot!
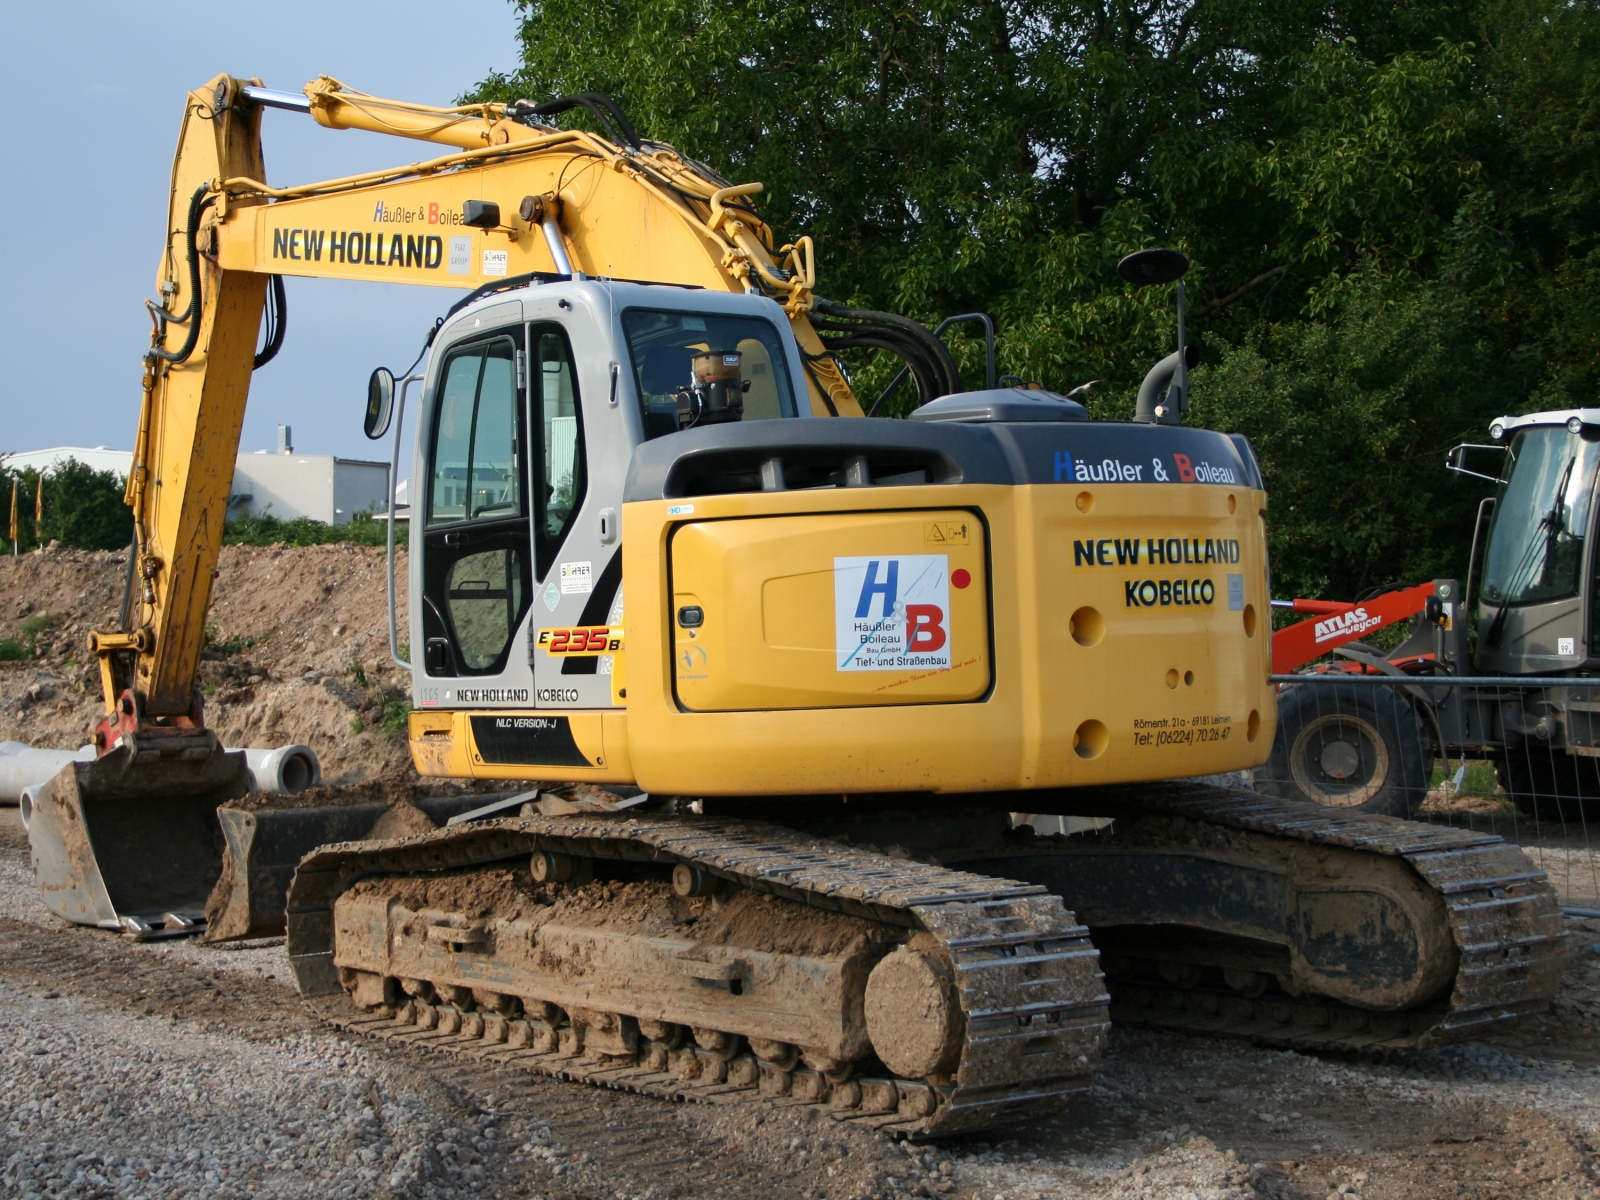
25,75,1566,1137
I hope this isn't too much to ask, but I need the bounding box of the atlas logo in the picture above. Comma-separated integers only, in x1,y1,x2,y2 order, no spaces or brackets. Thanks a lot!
1313,607,1382,643
834,555,952,671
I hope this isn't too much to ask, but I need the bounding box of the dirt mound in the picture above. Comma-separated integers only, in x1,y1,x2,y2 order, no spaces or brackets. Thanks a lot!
0,543,422,785
366,799,442,840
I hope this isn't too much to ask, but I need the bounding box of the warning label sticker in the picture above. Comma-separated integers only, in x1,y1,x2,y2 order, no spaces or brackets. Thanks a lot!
834,555,951,672
924,520,971,546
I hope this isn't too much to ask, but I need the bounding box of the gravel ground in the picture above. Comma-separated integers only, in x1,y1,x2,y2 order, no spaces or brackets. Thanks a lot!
0,806,1597,1199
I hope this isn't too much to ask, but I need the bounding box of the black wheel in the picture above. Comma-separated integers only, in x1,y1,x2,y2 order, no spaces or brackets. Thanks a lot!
1256,682,1430,817
1492,748,1600,823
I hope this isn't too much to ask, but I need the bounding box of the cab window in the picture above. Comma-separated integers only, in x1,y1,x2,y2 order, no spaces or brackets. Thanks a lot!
428,341,520,525
535,328,584,574
623,310,797,439
421,336,531,677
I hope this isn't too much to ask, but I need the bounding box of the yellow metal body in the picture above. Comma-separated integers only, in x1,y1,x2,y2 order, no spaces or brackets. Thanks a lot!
95,73,858,725
411,478,1276,795
107,72,1274,803
669,510,991,711
104,81,271,716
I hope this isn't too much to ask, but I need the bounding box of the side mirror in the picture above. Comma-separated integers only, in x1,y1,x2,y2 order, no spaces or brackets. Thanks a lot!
364,367,396,440
1117,247,1190,285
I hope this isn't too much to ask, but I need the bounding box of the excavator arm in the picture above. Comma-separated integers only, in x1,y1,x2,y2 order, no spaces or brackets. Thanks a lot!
93,73,862,737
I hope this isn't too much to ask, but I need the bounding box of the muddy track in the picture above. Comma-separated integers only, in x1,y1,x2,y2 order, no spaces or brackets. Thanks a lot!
0,915,310,1039
288,813,1113,1138
0,830,918,1200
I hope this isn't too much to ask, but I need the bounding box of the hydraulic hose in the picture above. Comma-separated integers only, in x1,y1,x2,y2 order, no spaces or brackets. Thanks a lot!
513,93,642,149
149,185,217,366
812,299,961,395
253,274,287,369
810,299,962,409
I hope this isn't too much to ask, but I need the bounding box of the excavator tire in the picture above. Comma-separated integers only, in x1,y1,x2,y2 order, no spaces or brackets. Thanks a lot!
1258,681,1430,817
286,814,1112,1139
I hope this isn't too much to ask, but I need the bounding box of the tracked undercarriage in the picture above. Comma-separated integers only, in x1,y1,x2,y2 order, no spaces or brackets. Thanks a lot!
287,784,1567,1137
970,784,1570,1051
288,814,1112,1137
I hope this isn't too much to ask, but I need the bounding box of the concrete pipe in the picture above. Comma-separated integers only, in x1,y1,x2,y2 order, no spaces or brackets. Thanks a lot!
0,741,94,804
0,740,320,805
18,783,43,832
238,745,321,794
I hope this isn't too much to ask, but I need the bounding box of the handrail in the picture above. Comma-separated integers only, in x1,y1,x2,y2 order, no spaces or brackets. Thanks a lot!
388,373,423,669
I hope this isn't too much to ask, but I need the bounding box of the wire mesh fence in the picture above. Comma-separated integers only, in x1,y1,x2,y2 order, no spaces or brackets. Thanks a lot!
1253,672,1600,911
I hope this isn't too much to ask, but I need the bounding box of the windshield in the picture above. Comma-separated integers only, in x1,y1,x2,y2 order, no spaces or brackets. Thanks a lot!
623,309,798,439
1481,425,1600,607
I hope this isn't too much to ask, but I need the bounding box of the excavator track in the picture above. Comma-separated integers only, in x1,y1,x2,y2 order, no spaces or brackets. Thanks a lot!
999,784,1569,1052
286,813,1111,1138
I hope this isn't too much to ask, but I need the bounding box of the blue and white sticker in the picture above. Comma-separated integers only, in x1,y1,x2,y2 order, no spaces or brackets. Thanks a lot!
834,555,950,672
667,503,695,517
1227,574,1245,611
542,580,561,612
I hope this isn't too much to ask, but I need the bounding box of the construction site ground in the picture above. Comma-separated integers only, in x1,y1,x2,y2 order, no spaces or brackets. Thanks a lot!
2,546,1598,1200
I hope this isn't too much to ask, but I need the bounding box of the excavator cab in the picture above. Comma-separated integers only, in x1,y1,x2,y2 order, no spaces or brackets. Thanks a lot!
407,282,807,719
1472,411,1600,674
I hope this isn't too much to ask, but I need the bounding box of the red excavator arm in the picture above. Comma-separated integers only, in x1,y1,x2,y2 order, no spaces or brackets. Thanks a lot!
1270,582,1440,674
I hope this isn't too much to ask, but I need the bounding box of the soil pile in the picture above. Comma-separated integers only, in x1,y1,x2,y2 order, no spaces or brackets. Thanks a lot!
0,543,418,784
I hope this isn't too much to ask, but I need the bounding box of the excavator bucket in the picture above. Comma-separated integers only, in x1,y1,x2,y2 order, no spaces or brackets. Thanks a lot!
25,727,497,942
25,735,251,938
204,793,492,942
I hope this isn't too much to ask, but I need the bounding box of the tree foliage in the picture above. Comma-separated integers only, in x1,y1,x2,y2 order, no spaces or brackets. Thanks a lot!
470,0,1600,598
0,458,132,554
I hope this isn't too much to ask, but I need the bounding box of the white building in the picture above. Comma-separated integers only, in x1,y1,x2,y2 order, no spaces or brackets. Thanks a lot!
2,444,396,526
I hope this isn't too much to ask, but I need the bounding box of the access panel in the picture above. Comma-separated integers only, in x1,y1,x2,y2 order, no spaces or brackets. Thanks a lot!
668,510,990,711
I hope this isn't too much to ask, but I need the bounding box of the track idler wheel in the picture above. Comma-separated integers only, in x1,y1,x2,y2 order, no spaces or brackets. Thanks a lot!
864,941,964,1078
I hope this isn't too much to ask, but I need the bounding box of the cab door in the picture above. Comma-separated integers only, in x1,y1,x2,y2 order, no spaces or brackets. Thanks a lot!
417,325,534,694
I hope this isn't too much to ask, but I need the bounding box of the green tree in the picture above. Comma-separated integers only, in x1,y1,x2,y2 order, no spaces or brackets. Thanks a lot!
37,458,134,551
0,458,133,553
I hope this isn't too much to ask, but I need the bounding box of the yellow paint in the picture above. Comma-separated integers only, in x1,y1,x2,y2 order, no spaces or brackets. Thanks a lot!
669,510,989,711
621,481,1276,797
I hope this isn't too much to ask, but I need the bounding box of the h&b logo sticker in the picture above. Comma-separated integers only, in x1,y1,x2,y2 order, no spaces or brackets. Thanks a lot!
834,555,950,671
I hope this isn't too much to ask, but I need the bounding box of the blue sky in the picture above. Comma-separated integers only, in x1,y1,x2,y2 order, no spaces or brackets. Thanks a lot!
0,1,521,467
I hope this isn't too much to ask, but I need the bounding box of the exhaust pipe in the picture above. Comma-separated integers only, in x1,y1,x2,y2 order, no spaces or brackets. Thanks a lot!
1134,344,1199,424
